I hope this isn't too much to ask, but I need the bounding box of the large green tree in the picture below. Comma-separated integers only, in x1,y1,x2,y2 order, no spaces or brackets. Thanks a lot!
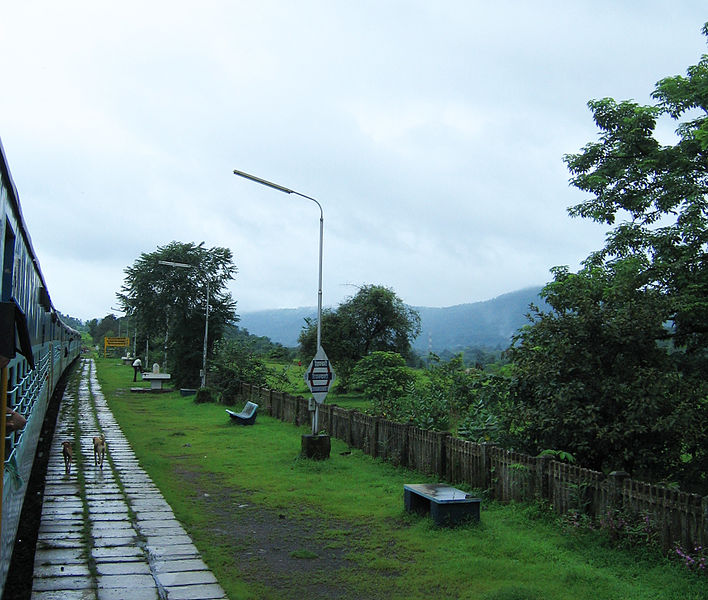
564,23,708,360
299,284,421,391
117,241,238,388
506,23,708,489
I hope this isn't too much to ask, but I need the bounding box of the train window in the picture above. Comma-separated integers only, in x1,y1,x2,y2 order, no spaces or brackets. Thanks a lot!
2,219,14,302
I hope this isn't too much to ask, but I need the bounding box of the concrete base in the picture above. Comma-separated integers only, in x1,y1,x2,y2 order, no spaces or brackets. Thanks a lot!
301,434,331,460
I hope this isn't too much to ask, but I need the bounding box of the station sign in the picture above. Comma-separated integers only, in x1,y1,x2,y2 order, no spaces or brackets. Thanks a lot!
304,346,335,404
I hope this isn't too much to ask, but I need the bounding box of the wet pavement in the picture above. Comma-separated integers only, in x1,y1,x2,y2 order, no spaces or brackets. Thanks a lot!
31,359,228,599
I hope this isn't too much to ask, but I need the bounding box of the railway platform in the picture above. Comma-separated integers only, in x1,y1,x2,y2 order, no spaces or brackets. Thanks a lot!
29,359,227,599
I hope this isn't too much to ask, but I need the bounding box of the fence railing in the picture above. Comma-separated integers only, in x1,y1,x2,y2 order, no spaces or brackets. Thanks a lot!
238,382,707,550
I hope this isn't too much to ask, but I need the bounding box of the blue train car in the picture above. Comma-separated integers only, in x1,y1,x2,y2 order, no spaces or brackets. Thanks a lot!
0,138,81,593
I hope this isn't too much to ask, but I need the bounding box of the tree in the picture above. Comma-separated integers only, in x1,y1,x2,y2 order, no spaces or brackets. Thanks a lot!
350,351,415,417
87,314,120,347
506,260,708,481
298,284,421,391
507,26,708,489
208,338,269,404
117,241,237,388
563,22,708,361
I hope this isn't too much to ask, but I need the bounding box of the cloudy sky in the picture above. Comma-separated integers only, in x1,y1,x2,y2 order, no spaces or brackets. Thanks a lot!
1,2,706,321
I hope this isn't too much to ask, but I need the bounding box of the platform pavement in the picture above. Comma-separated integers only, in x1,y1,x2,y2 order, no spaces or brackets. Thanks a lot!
30,359,228,600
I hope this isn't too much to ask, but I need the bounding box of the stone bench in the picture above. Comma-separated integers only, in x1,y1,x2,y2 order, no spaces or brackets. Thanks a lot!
140,372,171,390
404,483,481,526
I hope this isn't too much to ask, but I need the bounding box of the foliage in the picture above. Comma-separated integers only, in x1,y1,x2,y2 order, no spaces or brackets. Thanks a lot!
504,25,708,490
194,387,216,404
506,261,708,481
117,241,237,388
399,383,452,431
208,338,269,403
563,29,708,356
597,510,659,550
538,449,576,464
674,544,707,574
298,284,421,391
86,314,120,347
224,325,295,361
350,351,415,417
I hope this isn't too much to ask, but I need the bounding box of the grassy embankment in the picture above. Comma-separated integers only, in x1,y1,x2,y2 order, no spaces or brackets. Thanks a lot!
93,357,706,600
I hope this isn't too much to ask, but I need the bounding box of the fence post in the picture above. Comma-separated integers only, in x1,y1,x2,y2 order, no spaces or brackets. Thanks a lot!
481,443,491,491
702,495,708,548
438,432,450,480
535,454,552,501
608,471,629,512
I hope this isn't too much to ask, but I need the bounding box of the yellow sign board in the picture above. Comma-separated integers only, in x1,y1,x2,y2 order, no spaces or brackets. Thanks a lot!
104,337,130,357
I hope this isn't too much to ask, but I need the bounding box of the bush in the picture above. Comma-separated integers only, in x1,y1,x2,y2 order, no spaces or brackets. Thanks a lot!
194,387,215,404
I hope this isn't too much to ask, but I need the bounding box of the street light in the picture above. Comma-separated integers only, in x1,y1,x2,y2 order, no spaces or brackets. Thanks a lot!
158,260,210,388
232,169,328,439
232,169,324,352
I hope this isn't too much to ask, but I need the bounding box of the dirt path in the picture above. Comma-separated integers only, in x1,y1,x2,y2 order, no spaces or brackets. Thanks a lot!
175,466,389,599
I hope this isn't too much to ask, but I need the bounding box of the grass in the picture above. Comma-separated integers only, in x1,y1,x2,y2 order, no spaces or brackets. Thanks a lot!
94,357,707,600
265,358,371,411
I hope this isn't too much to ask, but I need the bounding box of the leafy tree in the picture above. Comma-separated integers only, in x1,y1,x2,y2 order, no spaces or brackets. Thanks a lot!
298,284,420,391
223,325,295,361
507,261,707,479
505,24,708,490
350,351,415,417
563,23,708,362
117,241,237,388
87,314,120,347
208,338,269,405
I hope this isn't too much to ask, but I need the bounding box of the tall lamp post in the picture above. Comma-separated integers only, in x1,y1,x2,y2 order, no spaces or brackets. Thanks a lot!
232,169,332,447
232,169,324,351
158,260,210,388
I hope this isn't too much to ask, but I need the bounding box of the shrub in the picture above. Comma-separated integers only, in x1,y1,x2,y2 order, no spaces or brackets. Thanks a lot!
194,387,215,404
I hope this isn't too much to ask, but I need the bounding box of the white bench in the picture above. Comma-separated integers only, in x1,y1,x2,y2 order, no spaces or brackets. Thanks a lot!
140,372,171,390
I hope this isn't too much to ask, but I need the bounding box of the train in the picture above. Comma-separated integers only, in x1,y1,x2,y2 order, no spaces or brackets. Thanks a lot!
0,137,81,593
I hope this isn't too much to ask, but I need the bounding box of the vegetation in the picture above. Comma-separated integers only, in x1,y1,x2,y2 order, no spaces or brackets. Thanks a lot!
116,241,237,388
299,284,421,391
502,24,708,490
93,357,707,600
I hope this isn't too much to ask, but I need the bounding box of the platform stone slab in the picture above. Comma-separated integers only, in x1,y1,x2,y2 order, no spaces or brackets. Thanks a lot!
31,359,226,600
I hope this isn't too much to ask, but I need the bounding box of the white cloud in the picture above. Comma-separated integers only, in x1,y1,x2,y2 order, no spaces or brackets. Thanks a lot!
1,1,706,320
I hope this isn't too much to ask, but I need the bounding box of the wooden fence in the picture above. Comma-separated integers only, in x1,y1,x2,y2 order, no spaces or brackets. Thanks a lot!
238,383,707,550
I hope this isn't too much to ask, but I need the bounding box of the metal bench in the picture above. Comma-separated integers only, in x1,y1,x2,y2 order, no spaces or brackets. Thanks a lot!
404,483,481,526
226,401,258,425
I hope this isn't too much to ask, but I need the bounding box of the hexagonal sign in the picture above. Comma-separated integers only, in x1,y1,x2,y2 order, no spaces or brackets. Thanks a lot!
304,346,335,404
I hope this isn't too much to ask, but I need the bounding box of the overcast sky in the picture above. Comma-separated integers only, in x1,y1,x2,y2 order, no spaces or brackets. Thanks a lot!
1,2,706,321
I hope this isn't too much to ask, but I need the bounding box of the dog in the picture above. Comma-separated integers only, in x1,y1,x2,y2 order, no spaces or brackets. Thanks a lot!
62,441,73,475
93,434,106,469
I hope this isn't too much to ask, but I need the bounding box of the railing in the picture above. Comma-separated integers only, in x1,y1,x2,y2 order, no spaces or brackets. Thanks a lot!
237,382,708,551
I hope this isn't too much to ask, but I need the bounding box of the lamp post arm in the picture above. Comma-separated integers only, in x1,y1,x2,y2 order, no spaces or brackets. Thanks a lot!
232,169,324,350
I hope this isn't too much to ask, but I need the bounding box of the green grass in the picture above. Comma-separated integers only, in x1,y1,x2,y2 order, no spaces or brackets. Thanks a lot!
265,359,371,411
94,357,706,600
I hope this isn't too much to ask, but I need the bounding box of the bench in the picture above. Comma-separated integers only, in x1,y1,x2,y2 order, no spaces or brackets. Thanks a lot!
404,483,481,526
140,372,171,390
226,401,258,425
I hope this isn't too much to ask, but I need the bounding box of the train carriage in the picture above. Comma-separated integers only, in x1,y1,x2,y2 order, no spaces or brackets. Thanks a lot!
0,138,80,593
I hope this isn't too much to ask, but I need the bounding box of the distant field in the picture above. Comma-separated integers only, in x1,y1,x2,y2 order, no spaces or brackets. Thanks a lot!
94,358,706,600
266,359,372,412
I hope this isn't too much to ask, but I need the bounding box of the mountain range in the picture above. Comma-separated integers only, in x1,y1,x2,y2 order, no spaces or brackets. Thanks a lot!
237,287,545,353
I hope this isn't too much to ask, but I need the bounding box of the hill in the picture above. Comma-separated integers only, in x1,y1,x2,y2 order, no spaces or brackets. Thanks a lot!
237,287,544,353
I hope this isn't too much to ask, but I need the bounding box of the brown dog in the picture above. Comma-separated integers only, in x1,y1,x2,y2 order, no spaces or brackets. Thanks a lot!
93,434,106,469
62,441,73,475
